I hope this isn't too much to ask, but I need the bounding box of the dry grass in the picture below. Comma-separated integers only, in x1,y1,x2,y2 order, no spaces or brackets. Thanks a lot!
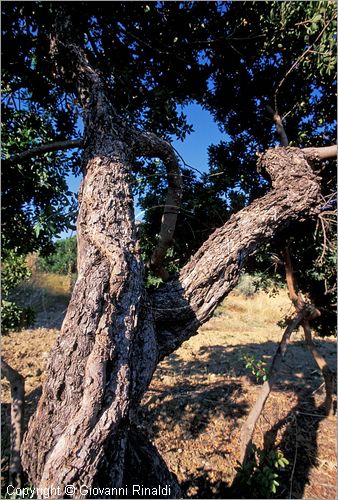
179,289,295,364
10,272,71,329
219,289,292,329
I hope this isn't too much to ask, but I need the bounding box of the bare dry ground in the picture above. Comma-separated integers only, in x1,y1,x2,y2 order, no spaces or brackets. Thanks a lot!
1,273,337,498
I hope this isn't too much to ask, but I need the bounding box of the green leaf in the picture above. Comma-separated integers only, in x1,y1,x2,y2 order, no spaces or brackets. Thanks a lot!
312,14,322,23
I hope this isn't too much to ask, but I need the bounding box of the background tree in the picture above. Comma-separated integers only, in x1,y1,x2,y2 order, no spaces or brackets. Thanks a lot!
136,0,336,332
37,236,77,275
1,1,336,497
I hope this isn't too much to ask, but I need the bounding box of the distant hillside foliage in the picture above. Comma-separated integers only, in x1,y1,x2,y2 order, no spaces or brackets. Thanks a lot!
37,236,77,275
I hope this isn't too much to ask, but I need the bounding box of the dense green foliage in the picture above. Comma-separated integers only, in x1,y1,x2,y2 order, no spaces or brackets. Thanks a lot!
2,106,79,256
1,251,35,333
2,1,336,333
37,236,77,275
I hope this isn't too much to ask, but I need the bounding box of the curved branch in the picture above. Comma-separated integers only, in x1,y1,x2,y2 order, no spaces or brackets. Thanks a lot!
152,147,322,359
1,359,25,487
4,139,83,165
131,130,183,280
283,248,334,416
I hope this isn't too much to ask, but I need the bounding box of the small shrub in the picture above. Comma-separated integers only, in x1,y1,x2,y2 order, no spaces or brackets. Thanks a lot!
236,445,289,497
242,353,269,383
37,236,77,275
1,300,35,333
146,272,163,288
1,251,35,333
236,274,259,297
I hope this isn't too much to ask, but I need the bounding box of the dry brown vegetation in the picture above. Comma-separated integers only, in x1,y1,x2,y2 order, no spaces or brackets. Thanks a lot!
1,272,336,498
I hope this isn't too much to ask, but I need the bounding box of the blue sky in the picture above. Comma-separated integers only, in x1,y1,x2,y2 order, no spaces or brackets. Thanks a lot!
67,102,225,190
171,103,226,172
62,103,226,238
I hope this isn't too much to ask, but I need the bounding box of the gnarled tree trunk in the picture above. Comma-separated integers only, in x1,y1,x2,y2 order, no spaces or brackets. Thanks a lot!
21,144,324,498
21,9,331,499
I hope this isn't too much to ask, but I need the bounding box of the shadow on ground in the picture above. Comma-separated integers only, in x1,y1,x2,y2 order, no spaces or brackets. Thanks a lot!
140,339,336,498
2,315,336,498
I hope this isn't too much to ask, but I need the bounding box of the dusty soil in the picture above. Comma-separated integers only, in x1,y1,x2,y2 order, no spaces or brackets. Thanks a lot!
1,276,336,498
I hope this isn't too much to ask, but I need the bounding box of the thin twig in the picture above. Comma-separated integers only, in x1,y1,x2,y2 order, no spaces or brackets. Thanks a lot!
289,413,298,499
294,410,327,418
311,382,325,395
282,102,299,122
274,16,335,111
317,214,329,265
172,146,205,177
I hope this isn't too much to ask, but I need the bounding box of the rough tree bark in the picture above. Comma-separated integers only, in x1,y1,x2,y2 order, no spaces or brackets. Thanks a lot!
20,10,334,500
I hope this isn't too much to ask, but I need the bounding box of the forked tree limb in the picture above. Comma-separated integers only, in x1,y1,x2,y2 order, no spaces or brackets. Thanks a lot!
283,247,334,416
239,306,314,464
1,359,25,487
130,130,183,280
266,104,336,160
153,147,323,359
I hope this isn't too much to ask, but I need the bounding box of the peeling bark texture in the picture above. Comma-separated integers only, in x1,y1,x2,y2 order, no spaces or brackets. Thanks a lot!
1,359,25,487
153,147,322,360
239,306,314,465
21,10,170,498
21,9,326,499
283,248,334,416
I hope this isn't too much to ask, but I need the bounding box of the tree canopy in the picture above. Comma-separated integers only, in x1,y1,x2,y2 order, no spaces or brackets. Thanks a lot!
4,1,335,330
2,2,337,322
